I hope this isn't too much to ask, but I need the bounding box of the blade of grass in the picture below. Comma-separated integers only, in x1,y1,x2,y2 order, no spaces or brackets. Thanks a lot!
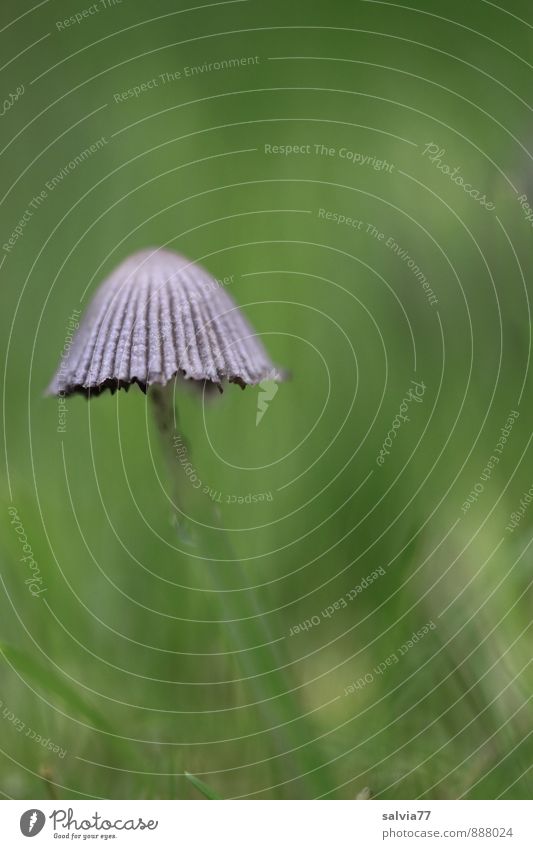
185,770,222,800
151,384,333,797
0,640,113,733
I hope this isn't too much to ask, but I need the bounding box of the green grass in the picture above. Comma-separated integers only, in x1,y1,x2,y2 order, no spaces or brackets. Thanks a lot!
0,0,532,800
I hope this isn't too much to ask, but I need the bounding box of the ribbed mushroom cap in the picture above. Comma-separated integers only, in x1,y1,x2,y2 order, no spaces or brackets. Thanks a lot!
47,248,283,397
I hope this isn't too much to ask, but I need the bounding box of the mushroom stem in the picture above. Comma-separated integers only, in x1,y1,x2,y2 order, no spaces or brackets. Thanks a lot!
149,381,196,546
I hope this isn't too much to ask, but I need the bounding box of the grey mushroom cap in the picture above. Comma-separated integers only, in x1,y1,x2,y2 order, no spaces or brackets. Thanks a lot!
46,248,284,397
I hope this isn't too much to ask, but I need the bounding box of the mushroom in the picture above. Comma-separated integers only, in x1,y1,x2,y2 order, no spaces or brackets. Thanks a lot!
45,251,318,772
47,247,284,540
46,247,281,397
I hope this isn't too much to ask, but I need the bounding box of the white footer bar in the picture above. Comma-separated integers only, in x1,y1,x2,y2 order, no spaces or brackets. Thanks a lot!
1,800,531,848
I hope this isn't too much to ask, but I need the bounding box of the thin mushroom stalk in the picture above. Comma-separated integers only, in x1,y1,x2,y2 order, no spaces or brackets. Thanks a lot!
152,397,327,788
148,381,197,546
148,387,331,792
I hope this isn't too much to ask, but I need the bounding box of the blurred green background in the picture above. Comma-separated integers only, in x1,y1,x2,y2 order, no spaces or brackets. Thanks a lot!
0,0,532,799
